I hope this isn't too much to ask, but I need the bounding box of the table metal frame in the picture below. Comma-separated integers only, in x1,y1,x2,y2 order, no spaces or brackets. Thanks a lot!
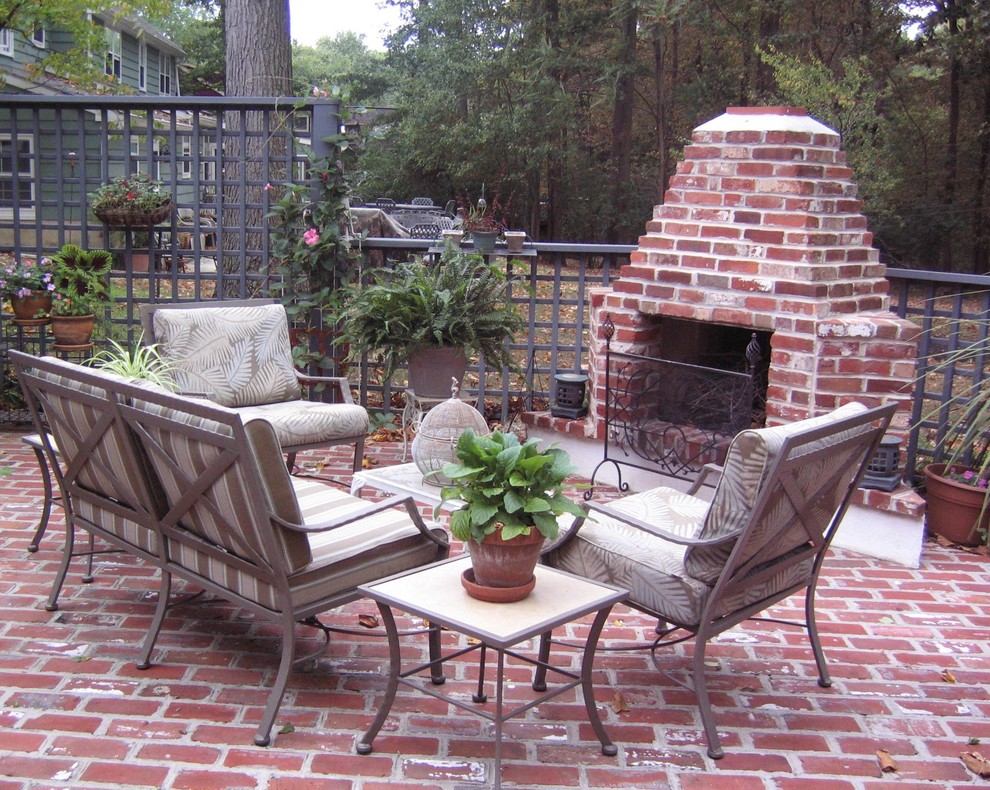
356,556,626,788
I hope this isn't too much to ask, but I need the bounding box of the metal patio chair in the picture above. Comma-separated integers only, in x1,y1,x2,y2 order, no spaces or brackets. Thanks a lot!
140,300,368,473
542,401,896,758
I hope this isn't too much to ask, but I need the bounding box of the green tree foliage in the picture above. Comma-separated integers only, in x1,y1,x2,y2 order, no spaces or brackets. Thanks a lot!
353,0,987,267
292,33,392,103
158,0,224,94
0,0,172,91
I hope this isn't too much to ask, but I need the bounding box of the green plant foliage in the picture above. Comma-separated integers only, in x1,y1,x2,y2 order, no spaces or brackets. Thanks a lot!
266,87,365,372
87,336,177,390
49,244,112,316
334,246,525,382
439,429,587,543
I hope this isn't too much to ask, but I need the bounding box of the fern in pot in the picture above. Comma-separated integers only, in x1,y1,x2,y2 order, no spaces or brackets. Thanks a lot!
335,247,523,398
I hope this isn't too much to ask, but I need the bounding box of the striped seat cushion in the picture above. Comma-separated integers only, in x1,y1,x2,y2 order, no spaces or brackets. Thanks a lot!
685,402,869,584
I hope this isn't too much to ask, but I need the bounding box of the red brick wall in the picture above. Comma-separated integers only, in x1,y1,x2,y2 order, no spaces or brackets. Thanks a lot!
590,107,919,436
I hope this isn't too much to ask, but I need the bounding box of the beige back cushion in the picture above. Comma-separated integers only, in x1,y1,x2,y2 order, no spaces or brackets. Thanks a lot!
685,402,869,584
153,303,301,408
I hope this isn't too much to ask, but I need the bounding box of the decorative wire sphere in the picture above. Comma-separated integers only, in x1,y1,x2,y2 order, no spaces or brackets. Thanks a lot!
412,378,490,487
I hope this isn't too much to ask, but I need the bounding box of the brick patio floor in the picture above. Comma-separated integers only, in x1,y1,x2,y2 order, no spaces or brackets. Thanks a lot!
1,427,989,789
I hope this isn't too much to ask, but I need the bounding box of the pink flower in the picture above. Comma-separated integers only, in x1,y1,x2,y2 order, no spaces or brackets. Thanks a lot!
963,470,975,481
263,183,272,191
303,228,320,246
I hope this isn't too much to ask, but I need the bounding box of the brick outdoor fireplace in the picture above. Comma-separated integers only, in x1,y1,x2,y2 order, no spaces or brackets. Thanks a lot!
527,106,927,566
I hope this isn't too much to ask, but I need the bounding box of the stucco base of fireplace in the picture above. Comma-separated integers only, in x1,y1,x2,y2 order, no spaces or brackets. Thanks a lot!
524,416,927,568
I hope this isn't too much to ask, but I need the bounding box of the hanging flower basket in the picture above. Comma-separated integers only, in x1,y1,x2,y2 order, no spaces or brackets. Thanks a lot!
95,201,173,228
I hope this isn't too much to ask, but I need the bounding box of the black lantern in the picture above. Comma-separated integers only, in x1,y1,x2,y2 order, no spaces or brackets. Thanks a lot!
551,372,589,419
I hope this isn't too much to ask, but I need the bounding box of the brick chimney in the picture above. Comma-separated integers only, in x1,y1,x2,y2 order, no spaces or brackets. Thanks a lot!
588,107,920,433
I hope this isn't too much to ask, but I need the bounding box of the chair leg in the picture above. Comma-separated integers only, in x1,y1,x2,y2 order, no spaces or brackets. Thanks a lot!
806,583,832,688
136,572,172,670
285,452,297,474
27,444,53,553
692,638,724,759
255,615,298,747
44,522,76,612
352,437,365,473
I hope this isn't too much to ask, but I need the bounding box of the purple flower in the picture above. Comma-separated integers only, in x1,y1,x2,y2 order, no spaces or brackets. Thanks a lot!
963,470,975,481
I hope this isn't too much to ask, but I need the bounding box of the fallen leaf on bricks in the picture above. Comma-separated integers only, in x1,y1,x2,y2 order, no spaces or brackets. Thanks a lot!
358,614,379,629
279,723,295,735
942,669,957,683
612,619,624,627
962,752,990,778
314,462,325,473
361,457,379,469
611,692,631,713
876,749,897,773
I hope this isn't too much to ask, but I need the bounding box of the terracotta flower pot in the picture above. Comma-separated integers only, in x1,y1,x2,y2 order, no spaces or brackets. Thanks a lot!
51,314,96,350
9,292,52,325
923,463,989,547
464,527,545,602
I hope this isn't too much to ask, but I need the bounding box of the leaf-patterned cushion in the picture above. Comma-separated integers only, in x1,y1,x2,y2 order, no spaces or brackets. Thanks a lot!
237,399,370,445
684,401,869,584
153,304,302,408
548,487,713,625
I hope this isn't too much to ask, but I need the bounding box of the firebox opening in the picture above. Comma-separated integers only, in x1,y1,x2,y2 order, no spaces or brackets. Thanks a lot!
656,317,771,428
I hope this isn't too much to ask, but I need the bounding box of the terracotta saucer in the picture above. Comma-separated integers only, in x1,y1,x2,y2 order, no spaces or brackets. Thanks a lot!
460,568,536,603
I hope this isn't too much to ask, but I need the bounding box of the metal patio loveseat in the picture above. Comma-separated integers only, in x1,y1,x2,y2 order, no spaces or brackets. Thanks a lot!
12,351,449,746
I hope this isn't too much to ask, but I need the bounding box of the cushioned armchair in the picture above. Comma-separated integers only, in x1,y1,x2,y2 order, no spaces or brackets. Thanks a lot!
140,300,368,472
543,402,896,759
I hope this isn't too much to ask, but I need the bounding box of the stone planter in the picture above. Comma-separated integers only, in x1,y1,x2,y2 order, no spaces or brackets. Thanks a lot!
923,463,989,547
470,230,498,254
407,346,468,399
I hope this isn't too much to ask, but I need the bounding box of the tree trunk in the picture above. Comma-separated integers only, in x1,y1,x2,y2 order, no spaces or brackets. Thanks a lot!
606,3,638,243
972,32,990,274
942,0,960,269
222,0,293,294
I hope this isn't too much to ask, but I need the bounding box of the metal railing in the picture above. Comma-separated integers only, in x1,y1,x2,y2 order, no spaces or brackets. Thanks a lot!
2,94,987,482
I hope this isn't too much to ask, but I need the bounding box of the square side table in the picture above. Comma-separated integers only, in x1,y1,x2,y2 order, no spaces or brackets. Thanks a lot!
357,556,627,789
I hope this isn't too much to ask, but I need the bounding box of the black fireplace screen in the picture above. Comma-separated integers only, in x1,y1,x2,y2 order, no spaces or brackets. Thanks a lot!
587,316,763,497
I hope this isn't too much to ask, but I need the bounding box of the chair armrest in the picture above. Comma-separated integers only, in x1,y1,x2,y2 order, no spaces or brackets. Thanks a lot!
294,373,356,404
687,463,723,495
272,495,449,550
583,500,739,548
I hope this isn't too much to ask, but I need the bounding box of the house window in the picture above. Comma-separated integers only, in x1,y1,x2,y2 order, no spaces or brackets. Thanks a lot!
159,53,172,94
0,136,35,218
0,29,13,57
30,27,45,48
105,29,122,79
138,40,147,91
180,139,192,179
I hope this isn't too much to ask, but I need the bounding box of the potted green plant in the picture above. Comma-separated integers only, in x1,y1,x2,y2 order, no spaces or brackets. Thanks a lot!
89,172,173,227
87,336,177,390
49,244,112,349
335,246,524,398
0,252,55,325
439,429,587,602
463,193,503,254
919,324,990,546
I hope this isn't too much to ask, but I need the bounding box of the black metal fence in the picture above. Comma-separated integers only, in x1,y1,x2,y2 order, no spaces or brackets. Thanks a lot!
2,95,987,482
